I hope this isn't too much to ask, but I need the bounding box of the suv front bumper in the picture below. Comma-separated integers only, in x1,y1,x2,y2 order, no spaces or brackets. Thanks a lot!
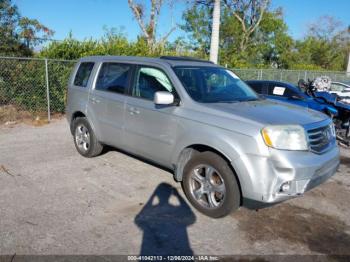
232,145,340,206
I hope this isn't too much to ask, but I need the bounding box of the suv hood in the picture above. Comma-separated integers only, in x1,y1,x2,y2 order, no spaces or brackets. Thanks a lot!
204,99,328,126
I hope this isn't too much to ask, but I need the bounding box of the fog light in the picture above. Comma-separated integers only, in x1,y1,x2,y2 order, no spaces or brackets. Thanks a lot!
280,182,291,192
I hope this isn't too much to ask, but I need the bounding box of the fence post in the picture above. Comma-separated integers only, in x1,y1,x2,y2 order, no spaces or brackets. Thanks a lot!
45,59,51,122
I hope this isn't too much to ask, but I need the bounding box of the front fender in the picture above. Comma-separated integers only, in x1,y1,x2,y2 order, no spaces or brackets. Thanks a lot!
171,122,262,182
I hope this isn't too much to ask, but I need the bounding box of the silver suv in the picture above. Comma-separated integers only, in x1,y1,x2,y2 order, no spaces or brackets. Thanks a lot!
66,56,340,218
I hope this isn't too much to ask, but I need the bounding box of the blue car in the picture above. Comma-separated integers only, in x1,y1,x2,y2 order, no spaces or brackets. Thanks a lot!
246,80,338,116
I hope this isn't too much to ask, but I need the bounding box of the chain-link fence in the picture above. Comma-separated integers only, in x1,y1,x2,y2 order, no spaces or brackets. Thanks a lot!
1,55,350,124
233,68,350,84
0,56,76,123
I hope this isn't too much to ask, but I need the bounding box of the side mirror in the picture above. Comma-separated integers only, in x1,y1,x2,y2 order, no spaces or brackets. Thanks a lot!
154,91,174,105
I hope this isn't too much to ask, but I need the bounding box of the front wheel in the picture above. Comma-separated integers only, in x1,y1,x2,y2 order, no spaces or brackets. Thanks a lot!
182,151,241,218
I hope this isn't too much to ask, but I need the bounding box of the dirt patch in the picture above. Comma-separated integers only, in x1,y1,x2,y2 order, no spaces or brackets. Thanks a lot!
0,105,32,123
0,105,64,126
308,181,350,205
233,204,350,255
340,155,350,168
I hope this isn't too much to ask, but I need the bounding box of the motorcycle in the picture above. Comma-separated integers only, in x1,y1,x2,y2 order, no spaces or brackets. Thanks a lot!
299,79,350,146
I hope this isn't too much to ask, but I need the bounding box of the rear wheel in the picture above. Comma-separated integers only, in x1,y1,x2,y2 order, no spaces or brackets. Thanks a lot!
73,117,103,157
182,151,241,218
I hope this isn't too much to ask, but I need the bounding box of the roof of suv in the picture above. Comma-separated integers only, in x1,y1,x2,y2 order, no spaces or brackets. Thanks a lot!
79,55,216,67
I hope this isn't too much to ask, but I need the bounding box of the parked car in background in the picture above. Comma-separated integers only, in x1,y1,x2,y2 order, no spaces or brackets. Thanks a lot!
329,81,350,104
245,80,338,116
66,56,339,218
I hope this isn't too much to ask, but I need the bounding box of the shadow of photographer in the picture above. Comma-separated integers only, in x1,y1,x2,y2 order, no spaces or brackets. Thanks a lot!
135,183,196,256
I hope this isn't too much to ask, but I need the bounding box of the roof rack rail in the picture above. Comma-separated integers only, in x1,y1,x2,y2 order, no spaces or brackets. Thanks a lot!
159,56,213,64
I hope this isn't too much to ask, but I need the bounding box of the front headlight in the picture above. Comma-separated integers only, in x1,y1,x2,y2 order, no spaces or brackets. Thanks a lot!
261,125,308,151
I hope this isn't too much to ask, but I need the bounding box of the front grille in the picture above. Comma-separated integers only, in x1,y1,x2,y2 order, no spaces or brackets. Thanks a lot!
307,124,334,153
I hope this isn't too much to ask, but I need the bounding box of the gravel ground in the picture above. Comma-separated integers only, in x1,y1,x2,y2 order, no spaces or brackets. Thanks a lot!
0,119,350,257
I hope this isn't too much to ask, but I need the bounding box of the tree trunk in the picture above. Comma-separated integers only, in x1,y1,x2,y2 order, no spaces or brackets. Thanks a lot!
209,0,221,64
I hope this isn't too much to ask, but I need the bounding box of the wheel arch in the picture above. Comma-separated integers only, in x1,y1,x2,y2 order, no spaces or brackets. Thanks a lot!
70,111,86,134
174,143,243,205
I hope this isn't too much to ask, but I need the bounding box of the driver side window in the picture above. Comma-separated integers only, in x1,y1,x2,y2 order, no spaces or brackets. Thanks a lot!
132,67,176,100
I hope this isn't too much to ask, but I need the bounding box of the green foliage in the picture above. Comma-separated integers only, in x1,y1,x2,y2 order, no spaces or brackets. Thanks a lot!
291,37,348,71
40,28,199,60
0,58,75,114
181,3,295,69
180,4,212,56
181,3,349,71
0,59,47,111
0,0,54,56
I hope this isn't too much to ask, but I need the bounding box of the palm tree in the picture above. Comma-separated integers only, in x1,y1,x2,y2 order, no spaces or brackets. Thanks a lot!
209,0,220,64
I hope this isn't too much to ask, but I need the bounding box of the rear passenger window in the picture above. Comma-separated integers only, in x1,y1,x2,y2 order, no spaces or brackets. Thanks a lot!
268,84,286,97
96,63,131,94
74,62,95,87
268,84,296,97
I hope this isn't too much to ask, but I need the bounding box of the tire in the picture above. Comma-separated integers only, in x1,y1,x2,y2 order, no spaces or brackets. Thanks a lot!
182,151,241,218
72,117,103,157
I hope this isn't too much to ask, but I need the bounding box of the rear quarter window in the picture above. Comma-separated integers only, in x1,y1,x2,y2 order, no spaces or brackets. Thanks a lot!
73,62,95,87
95,63,132,94
247,82,264,94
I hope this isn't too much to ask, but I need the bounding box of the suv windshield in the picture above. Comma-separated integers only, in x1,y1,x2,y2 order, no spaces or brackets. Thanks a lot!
173,66,258,103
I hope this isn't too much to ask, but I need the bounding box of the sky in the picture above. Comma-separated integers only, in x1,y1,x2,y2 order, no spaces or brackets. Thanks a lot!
13,0,350,43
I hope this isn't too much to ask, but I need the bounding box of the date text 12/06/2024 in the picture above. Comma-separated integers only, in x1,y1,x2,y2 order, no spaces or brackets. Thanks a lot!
127,255,219,261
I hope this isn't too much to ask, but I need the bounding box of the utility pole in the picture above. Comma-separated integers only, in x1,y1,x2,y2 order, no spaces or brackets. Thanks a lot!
209,0,221,64
347,51,350,77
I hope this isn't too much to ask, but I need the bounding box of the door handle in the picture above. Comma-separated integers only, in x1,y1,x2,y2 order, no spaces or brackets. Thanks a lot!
128,107,140,115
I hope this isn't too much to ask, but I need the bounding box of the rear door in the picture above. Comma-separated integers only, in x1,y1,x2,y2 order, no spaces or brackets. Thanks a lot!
67,62,95,122
88,62,133,147
123,65,179,166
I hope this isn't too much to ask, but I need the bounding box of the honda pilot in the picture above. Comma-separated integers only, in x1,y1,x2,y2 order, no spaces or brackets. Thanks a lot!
66,56,340,218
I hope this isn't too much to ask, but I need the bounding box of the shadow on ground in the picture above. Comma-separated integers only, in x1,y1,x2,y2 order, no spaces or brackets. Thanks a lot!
340,155,350,168
233,203,350,255
135,183,196,255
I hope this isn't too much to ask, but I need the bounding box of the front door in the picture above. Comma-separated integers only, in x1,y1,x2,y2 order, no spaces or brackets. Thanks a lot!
124,66,179,165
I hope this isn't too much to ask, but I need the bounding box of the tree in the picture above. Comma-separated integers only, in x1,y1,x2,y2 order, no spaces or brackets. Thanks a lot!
18,17,54,48
127,0,176,50
181,1,290,68
223,0,269,52
293,16,350,70
181,3,212,56
0,0,26,55
0,0,54,56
